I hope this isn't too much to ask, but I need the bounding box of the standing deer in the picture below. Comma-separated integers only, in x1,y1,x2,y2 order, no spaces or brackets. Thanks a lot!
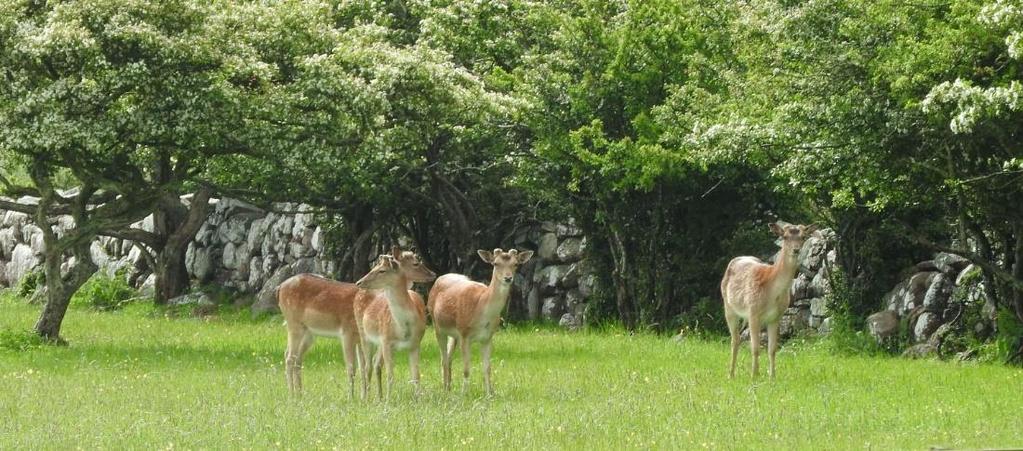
277,252,434,397
428,248,533,396
721,221,817,379
353,247,436,400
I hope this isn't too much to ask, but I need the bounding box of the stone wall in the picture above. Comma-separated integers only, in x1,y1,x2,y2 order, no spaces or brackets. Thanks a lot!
2,198,842,331
866,252,985,357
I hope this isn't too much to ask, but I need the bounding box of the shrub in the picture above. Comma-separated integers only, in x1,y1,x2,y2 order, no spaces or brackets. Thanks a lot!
0,328,44,351
70,271,139,311
16,269,45,298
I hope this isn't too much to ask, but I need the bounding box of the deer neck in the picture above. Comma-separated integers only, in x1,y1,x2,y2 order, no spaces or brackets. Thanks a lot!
480,272,513,320
772,242,800,289
380,276,418,335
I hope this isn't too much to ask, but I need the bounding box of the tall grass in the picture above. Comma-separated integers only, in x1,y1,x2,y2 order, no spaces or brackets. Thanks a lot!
1,295,1021,449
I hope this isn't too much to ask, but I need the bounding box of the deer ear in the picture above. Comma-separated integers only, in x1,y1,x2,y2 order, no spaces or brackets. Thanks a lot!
477,249,494,264
769,222,784,236
516,250,534,264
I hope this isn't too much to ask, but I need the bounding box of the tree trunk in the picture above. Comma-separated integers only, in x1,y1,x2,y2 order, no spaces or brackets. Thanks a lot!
608,222,636,330
34,240,97,343
151,189,212,304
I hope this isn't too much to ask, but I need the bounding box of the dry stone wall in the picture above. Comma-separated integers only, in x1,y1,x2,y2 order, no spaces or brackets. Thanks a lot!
1,198,841,332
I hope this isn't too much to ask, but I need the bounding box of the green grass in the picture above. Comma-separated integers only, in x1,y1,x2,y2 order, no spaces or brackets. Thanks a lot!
1,297,1021,450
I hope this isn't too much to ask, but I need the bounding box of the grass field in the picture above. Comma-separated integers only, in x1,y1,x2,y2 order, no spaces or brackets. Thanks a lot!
1,297,1022,450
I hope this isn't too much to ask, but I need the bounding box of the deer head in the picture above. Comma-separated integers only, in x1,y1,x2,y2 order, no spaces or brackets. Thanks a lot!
477,248,534,286
355,246,437,290
769,221,819,257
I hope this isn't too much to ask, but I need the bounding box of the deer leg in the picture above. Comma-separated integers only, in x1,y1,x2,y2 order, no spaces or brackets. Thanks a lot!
359,338,372,401
725,309,741,379
481,340,495,397
409,343,422,398
286,326,309,394
341,332,358,401
382,343,395,402
767,322,780,379
460,335,472,395
373,346,383,400
437,330,452,391
749,316,761,378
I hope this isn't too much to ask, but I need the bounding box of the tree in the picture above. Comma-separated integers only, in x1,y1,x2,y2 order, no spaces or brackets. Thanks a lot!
0,0,263,340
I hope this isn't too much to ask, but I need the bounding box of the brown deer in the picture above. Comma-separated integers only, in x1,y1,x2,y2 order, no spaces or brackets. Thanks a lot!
354,248,436,400
277,252,434,397
428,248,533,396
721,221,817,379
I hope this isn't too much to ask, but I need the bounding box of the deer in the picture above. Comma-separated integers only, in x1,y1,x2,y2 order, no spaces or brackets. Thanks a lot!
353,247,437,401
428,248,533,396
721,221,817,379
276,251,435,397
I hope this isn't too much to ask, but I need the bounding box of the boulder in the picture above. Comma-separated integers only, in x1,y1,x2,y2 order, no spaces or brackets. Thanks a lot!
559,313,582,330
809,297,829,317
541,295,564,320
808,269,831,298
556,237,586,263
915,260,939,273
7,243,38,285
913,312,942,343
537,233,558,260
310,227,324,252
885,271,938,316
578,274,598,298
902,343,938,359
921,273,952,313
251,265,295,314
866,310,899,341
168,292,216,306
535,265,569,295
818,317,833,335
779,307,810,337
555,219,582,237
0,227,16,259
790,274,810,301
934,252,969,275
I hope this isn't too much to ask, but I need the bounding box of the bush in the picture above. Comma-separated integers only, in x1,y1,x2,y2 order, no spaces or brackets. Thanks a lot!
70,272,139,311
16,269,45,298
0,328,44,351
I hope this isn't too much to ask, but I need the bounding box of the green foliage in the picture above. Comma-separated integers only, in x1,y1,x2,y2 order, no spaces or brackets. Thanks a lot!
0,328,44,352
70,272,139,312
15,269,44,299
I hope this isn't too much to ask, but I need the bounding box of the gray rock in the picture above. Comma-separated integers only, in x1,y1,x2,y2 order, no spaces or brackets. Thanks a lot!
922,273,952,313
808,268,831,298
809,315,823,328
913,312,941,342
934,252,969,275
541,295,564,320
790,274,810,301
0,227,16,259
247,256,264,287
537,233,558,260
578,274,598,298
902,343,938,359
139,274,156,297
246,218,267,255
800,232,830,271
527,286,540,320
310,227,324,252
809,297,829,317
559,313,582,330
779,307,810,337
866,310,899,341
169,292,215,306
251,265,296,314
955,264,979,286
556,237,586,263
565,289,585,308
915,260,939,273
555,219,582,237
535,265,569,295
885,271,938,316
818,317,833,335
187,246,217,283
7,243,39,285
222,242,238,270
